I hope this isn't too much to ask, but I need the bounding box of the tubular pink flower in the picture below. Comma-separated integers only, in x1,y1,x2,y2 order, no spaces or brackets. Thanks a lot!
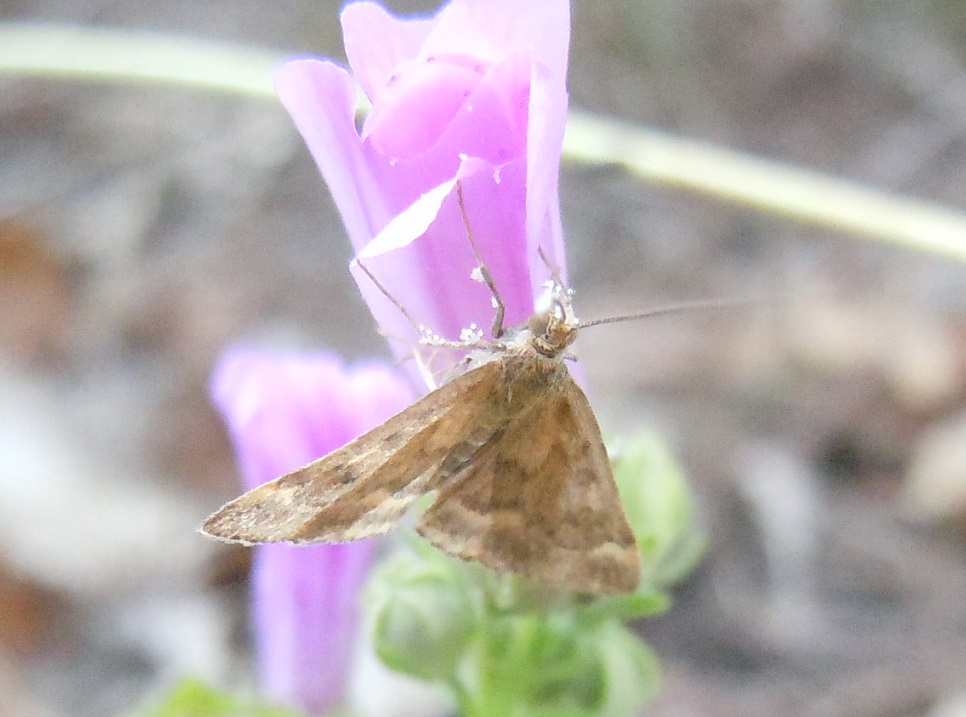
275,0,571,375
210,348,413,715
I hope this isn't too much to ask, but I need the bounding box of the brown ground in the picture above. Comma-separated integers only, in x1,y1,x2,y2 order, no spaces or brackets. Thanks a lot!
1,1,965,716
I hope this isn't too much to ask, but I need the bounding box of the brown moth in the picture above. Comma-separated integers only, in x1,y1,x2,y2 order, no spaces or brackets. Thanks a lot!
201,272,642,595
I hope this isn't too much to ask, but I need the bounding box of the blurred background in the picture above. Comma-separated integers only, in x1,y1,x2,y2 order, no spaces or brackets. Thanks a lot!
1,0,965,715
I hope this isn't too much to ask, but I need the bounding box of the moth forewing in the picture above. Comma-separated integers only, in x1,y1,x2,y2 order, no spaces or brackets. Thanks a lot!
200,359,511,544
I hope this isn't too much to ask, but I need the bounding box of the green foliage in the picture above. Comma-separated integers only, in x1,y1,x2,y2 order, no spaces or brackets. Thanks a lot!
612,431,706,589
364,429,702,717
131,677,303,717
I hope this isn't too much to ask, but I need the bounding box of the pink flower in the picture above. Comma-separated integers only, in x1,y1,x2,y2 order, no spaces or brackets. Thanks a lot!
210,349,413,714
275,0,572,376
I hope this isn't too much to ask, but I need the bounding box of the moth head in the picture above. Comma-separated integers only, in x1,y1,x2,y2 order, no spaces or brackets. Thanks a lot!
527,280,579,356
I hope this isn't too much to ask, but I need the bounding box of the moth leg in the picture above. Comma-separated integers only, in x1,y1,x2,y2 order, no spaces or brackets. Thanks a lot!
456,181,505,339
537,245,565,288
430,352,480,387
355,258,428,339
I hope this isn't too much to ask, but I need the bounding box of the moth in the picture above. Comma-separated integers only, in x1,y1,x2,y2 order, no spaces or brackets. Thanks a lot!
202,186,720,595
202,271,641,595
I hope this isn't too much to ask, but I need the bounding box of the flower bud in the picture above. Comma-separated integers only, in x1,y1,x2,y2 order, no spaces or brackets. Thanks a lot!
366,548,476,681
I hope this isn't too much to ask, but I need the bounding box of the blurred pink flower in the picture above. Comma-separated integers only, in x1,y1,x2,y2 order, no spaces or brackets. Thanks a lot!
276,0,572,375
210,348,413,715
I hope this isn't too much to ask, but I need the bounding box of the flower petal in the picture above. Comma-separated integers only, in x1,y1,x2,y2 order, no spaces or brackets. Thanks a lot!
274,59,390,251
350,158,539,381
342,1,436,100
210,348,414,714
252,542,376,716
525,65,569,282
363,57,487,159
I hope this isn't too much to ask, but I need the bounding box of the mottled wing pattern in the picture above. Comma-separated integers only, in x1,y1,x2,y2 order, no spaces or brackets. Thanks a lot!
417,359,641,595
201,359,510,544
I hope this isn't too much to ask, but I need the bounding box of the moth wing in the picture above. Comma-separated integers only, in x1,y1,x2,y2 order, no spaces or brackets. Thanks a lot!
201,359,508,544
417,370,640,595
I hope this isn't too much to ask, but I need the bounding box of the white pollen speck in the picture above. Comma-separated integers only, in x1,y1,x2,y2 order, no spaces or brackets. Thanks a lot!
458,153,468,162
470,267,484,283
493,168,502,184
491,297,499,309
388,157,399,167
460,326,484,342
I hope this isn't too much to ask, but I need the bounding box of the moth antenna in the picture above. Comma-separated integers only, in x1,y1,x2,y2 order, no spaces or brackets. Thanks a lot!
355,258,425,338
456,181,506,339
577,297,766,330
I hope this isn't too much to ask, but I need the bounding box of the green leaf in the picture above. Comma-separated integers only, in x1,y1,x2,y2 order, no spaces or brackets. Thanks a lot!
611,431,706,590
131,677,302,717
576,586,672,625
596,624,662,717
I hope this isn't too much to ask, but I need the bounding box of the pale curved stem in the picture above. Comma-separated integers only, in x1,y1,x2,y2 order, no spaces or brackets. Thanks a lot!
0,21,283,96
564,112,966,262
1,21,965,262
